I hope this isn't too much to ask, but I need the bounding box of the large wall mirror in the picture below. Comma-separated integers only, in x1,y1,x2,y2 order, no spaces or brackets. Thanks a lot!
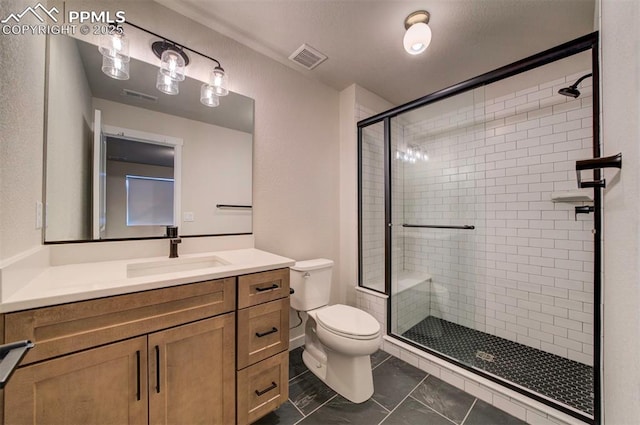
44,32,254,242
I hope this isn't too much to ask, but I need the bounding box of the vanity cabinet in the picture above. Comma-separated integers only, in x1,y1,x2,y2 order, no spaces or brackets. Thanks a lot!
2,277,236,425
1,267,291,425
236,269,290,424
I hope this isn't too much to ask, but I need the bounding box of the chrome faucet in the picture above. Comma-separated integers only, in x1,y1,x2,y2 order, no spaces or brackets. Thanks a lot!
166,226,181,258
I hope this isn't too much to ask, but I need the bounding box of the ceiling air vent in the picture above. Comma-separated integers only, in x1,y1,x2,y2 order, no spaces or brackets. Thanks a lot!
288,43,327,70
121,89,158,103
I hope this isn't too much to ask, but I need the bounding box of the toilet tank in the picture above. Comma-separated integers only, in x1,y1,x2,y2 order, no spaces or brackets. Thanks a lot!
289,259,334,311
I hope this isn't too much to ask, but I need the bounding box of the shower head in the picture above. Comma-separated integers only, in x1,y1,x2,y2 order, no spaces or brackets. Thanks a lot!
558,73,593,98
558,86,581,98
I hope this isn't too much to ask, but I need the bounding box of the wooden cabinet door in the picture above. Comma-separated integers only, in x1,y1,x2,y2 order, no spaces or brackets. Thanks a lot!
4,336,148,425
148,313,235,425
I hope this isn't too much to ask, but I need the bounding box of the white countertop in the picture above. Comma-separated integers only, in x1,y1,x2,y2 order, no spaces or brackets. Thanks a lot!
0,248,295,313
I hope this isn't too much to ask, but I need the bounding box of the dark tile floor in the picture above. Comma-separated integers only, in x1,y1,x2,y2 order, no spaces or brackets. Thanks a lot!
403,316,593,416
254,347,528,425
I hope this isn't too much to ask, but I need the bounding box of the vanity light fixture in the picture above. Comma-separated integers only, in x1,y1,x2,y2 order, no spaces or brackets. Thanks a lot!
403,10,432,55
118,22,231,106
99,32,130,80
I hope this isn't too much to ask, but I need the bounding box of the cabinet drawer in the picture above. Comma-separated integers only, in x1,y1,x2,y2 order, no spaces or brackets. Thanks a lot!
5,277,236,365
237,298,289,369
237,351,289,425
237,268,289,309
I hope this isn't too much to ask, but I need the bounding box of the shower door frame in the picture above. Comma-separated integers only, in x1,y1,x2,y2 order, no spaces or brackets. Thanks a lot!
357,32,601,424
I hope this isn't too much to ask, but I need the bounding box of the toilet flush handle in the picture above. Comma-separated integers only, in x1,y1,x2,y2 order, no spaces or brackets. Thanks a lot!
303,272,311,278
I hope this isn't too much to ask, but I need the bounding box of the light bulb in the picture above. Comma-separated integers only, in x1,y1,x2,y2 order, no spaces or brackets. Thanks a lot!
101,55,129,80
156,70,179,95
200,84,220,107
210,67,229,96
160,49,186,82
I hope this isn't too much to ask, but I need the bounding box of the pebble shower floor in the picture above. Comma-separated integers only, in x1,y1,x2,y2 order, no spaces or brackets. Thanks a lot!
402,316,593,416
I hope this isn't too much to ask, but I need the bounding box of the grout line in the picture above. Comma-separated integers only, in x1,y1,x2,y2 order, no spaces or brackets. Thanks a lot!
460,397,478,425
289,369,310,382
292,394,338,424
377,374,429,425
406,394,459,425
372,353,392,370
370,397,391,413
288,397,306,420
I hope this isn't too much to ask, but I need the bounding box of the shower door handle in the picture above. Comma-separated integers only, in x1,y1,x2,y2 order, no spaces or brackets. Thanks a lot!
402,224,476,230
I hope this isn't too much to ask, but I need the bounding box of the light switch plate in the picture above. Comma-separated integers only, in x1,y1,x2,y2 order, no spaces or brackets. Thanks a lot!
183,212,194,222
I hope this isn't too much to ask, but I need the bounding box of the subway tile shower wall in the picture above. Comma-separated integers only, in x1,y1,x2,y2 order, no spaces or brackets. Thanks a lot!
360,71,594,366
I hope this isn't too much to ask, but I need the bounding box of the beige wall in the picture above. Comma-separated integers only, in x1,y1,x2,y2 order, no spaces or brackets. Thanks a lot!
1,1,340,272
0,1,46,261
601,0,640,422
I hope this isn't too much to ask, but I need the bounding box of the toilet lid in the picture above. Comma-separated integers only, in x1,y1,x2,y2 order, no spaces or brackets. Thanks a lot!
315,304,380,338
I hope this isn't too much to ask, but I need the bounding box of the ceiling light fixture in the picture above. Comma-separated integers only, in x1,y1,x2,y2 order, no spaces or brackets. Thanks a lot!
403,10,432,55
99,32,130,80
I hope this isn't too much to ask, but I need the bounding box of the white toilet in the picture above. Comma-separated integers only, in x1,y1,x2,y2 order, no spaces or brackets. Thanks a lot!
290,259,381,403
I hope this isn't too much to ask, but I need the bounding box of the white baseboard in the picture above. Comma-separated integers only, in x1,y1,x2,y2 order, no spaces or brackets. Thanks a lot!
289,334,305,350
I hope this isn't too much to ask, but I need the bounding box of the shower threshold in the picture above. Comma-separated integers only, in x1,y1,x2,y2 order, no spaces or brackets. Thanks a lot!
402,316,593,417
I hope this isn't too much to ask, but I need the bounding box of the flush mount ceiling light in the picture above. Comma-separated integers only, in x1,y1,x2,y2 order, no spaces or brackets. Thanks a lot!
99,32,130,80
403,10,432,55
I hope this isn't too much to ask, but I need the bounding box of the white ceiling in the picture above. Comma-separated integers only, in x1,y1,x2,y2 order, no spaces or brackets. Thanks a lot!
157,0,596,106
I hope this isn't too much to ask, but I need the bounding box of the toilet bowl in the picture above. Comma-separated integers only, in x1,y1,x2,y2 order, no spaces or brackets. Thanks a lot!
290,260,381,403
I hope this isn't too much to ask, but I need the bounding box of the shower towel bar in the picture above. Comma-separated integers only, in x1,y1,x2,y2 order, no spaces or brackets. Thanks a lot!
402,224,475,230
575,152,622,188
216,204,253,209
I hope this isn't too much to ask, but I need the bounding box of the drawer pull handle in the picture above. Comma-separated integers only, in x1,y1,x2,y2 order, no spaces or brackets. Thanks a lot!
255,381,278,396
255,284,279,292
256,327,278,338
136,350,141,401
155,345,161,394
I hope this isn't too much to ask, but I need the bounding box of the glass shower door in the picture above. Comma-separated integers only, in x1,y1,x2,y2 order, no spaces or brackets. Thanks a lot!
359,121,386,293
389,87,487,352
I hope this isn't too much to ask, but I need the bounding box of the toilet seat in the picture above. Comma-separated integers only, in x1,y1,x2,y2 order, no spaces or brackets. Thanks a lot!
315,304,380,340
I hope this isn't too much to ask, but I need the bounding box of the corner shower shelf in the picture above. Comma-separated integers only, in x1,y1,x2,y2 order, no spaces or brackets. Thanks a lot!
550,191,593,203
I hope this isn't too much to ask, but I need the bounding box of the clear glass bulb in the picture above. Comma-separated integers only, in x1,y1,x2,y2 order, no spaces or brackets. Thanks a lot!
210,67,229,96
200,84,220,107
99,33,129,61
101,55,129,80
160,49,186,82
156,70,179,95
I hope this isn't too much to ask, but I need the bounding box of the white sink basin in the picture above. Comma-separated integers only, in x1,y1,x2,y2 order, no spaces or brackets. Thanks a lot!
127,255,230,278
